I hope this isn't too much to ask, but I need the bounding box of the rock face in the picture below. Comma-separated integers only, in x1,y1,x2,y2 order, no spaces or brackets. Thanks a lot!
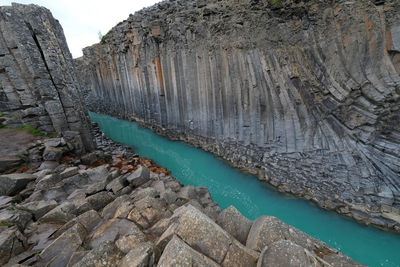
77,0,400,230
0,3,94,151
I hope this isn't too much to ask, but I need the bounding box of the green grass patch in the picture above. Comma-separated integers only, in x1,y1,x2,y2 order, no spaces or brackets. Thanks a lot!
0,222,14,227
2,124,56,137
0,112,3,117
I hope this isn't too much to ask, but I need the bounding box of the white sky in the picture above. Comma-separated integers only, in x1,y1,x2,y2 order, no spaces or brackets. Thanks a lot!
2,0,161,58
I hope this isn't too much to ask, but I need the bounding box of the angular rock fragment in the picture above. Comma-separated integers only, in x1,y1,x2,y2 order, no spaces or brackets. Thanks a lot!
73,241,122,267
157,235,218,267
127,166,150,187
38,223,87,267
18,200,58,220
0,227,26,265
39,202,77,224
120,241,154,267
89,218,140,248
0,174,35,196
217,205,252,245
156,205,259,266
85,191,114,211
42,146,63,161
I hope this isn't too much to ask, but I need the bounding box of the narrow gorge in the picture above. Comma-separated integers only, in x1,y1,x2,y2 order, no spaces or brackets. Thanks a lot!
77,0,400,231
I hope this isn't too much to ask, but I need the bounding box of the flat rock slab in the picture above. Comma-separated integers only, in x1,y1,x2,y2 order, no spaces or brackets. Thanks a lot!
39,223,87,267
0,129,37,158
0,226,26,265
0,173,36,196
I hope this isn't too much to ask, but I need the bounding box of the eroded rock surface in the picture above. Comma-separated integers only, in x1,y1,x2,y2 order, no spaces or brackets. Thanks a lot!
77,0,400,230
0,3,94,151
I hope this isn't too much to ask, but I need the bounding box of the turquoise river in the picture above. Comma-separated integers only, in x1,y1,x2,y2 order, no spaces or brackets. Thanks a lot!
90,112,400,267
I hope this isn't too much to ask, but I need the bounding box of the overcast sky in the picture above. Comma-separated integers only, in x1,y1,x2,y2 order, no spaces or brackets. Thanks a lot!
2,0,161,58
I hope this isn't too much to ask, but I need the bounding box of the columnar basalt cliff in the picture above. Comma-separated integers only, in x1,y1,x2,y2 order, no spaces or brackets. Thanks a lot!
77,0,400,231
0,4,94,151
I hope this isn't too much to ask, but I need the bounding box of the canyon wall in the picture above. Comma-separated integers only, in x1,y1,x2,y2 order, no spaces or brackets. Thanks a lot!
0,4,94,151
77,0,400,231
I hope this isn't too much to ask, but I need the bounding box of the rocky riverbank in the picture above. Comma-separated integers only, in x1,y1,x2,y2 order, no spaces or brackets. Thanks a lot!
0,127,364,266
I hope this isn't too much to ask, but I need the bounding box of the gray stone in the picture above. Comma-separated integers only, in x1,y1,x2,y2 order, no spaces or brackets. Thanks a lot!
217,205,252,244
115,226,147,254
0,173,35,196
156,205,259,266
89,218,140,248
120,241,154,267
39,223,87,267
257,240,325,267
0,227,26,265
42,146,63,161
39,202,77,224
18,200,58,220
73,241,123,267
85,191,114,211
127,166,150,187
0,208,32,230
35,174,62,190
60,167,79,179
157,235,218,267
0,157,22,173
38,161,59,171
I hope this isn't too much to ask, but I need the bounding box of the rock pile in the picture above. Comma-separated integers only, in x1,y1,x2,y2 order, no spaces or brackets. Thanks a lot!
0,138,363,266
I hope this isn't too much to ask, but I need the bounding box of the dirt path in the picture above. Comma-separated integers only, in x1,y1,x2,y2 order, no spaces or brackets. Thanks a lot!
0,129,39,158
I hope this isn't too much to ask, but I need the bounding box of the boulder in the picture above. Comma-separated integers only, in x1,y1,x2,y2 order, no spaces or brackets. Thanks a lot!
39,202,77,224
38,223,87,267
35,174,62,190
217,205,252,244
0,208,32,230
257,240,325,267
106,175,128,194
127,166,150,187
18,200,58,220
120,241,154,267
42,146,63,161
115,226,147,253
156,205,259,266
246,216,362,266
52,210,102,239
101,195,132,220
84,165,110,183
0,173,35,196
0,227,26,265
60,167,79,179
38,161,59,171
157,235,219,267
85,191,114,211
128,196,169,229
73,241,123,267
89,218,140,248
0,157,22,173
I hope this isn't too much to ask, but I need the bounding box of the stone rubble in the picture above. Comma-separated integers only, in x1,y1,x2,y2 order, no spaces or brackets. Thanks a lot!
0,134,363,266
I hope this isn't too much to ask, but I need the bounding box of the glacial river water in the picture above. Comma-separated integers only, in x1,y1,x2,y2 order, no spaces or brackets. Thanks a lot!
90,112,400,267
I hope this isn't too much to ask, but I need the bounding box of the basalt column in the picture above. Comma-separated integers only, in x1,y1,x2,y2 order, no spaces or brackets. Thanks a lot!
0,4,94,151
77,0,400,231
